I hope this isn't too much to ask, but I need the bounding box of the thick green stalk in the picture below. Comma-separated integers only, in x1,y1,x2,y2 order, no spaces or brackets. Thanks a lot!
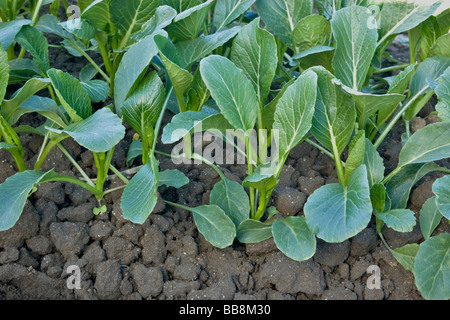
0,115,27,171
34,135,66,170
374,86,429,149
44,175,103,198
56,142,95,187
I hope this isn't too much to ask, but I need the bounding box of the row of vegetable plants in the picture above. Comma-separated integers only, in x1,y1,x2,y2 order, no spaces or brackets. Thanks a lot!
0,0,449,300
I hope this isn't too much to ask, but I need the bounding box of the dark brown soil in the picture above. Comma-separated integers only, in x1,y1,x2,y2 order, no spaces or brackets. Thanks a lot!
0,32,448,301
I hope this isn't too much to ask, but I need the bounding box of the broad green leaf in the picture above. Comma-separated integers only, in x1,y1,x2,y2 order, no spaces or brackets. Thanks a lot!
378,63,416,127
0,170,55,231
121,155,159,224
272,216,316,262
386,162,442,210
404,55,450,120
176,26,241,68
273,70,317,158
114,30,164,114
345,130,365,184
154,35,193,111
236,219,273,244
80,80,109,103
420,196,443,240
15,25,49,74
200,55,257,132
414,233,450,300
364,138,385,188
210,177,250,228
46,108,125,153
398,122,450,167
231,18,277,107
256,0,313,48
7,58,42,84
47,68,91,121
292,14,331,54
186,67,210,112
78,0,94,11
158,169,189,188
167,0,213,40
428,33,450,58
7,96,67,127
432,175,450,218
81,0,110,31
391,243,419,273
370,183,386,214
0,143,18,151
434,66,450,122
130,5,177,44
309,66,356,155
378,1,443,47
242,162,278,192
192,205,236,249
36,14,74,40
163,0,201,12
304,165,372,243
295,46,335,73
0,19,33,50
121,71,165,140
0,44,8,102
262,77,295,130
1,78,51,121
376,209,416,233
331,6,378,91
342,86,405,128
214,0,255,31
315,0,341,20
60,19,97,41
162,110,232,144
126,140,142,167
110,0,161,49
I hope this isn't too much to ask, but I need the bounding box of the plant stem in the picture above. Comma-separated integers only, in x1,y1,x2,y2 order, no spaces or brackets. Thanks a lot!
34,136,65,170
109,164,130,184
164,200,193,212
306,138,336,163
103,184,126,196
56,142,95,187
374,86,429,149
44,175,103,198
246,134,256,218
18,0,44,59
69,40,111,83
151,86,174,155
373,63,410,74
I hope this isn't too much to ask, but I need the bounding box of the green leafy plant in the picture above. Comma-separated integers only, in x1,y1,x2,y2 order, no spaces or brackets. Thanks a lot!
0,0,449,301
